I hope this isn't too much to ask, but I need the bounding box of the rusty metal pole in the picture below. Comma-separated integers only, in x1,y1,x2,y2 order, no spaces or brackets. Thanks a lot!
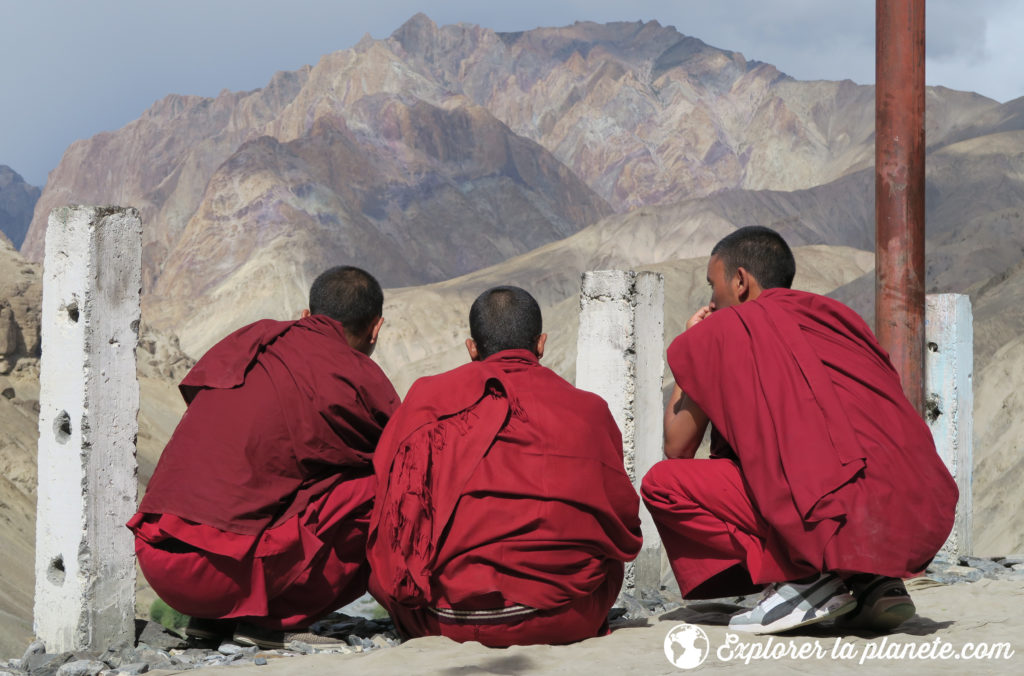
876,0,926,413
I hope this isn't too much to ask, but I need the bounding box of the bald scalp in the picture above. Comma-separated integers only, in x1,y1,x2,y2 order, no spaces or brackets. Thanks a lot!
308,266,383,333
469,286,542,360
711,226,796,290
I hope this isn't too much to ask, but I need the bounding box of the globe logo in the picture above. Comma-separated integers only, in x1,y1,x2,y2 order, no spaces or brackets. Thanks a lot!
663,622,710,670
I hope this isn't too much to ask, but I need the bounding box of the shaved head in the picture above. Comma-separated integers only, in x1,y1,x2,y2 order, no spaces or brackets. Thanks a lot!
710,226,795,289
469,286,542,360
308,266,383,334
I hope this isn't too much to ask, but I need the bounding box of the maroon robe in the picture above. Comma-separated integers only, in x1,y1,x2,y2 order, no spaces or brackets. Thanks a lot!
367,350,642,646
643,288,957,596
128,314,398,627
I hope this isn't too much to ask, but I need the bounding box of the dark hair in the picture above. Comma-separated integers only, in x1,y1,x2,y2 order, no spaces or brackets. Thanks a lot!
710,226,796,289
469,286,542,359
308,266,383,334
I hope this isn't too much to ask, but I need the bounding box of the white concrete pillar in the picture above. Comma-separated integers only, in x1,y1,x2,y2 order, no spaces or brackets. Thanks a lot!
576,270,664,594
35,206,141,651
924,293,973,560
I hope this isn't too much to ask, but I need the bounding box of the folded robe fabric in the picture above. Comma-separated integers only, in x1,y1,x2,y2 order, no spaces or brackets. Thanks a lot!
368,350,643,611
134,314,399,543
666,288,958,578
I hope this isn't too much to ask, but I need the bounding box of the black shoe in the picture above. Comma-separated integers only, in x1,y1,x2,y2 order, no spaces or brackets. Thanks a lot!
837,575,916,631
185,617,237,642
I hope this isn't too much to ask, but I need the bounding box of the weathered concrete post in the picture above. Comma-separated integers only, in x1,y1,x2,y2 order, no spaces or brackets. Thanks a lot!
924,294,974,560
34,206,141,651
576,270,664,595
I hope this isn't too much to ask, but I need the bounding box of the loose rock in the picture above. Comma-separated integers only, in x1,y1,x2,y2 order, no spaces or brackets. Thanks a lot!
55,660,105,676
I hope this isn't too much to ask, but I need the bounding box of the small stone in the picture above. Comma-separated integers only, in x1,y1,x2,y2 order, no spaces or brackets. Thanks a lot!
111,663,149,675
99,643,138,669
614,592,649,619
136,621,187,651
1013,564,1024,572
932,565,983,584
285,640,315,655
22,640,47,662
56,660,106,676
23,650,71,675
370,634,393,650
217,643,244,655
1,387,14,399
134,648,168,664
319,646,354,655
254,657,268,666
960,556,1003,573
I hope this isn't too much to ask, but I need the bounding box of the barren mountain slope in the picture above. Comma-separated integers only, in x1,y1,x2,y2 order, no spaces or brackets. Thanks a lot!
21,16,1001,323
387,15,999,209
21,69,312,279
829,127,1024,365
973,333,1024,556
374,242,874,395
0,167,40,249
141,96,611,339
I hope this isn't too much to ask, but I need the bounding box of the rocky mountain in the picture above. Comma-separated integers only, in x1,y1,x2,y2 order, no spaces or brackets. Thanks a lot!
21,15,1004,355
0,166,40,249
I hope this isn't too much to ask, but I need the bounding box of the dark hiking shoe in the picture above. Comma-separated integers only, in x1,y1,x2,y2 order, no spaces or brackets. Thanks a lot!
837,575,916,631
232,622,349,649
729,573,856,634
185,617,237,642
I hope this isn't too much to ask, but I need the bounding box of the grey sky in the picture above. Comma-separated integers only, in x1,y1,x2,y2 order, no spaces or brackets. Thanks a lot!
2,1,1021,187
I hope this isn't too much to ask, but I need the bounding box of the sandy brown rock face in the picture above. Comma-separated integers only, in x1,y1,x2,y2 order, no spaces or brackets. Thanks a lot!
21,69,311,285
385,17,1001,211
144,94,611,354
0,237,41,374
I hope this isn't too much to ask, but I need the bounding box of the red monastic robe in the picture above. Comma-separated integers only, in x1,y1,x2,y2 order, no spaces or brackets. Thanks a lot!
128,315,398,628
644,288,957,595
367,350,642,646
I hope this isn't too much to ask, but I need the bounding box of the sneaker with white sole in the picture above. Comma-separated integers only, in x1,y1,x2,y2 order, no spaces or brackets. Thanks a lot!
729,573,856,634
836,575,916,631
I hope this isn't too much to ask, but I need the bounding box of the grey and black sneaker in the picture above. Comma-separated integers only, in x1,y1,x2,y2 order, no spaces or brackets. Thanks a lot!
836,575,916,631
232,622,349,649
729,573,856,634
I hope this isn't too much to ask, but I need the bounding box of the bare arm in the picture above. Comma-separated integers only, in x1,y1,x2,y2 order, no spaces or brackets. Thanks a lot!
663,384,710,459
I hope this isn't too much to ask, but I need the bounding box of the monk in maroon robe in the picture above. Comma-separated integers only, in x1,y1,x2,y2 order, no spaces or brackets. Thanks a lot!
641,227,958,635
367,286,642,647
128,266,399,648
